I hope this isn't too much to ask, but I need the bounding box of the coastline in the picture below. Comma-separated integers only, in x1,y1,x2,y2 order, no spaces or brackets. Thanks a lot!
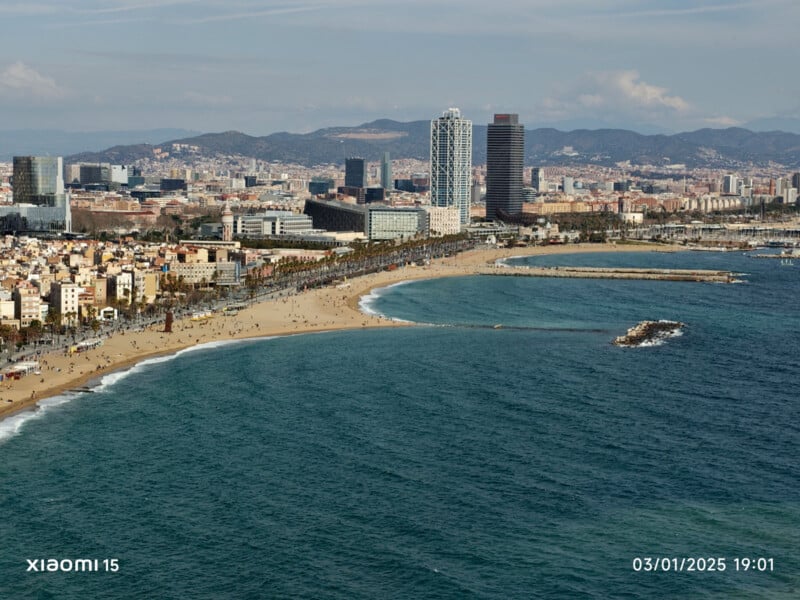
0,242,681,422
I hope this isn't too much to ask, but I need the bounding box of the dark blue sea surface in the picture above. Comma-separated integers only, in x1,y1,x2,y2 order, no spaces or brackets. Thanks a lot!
1,251,798,599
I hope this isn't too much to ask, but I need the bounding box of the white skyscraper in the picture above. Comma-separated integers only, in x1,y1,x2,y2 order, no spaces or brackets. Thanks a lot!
430,108,472,225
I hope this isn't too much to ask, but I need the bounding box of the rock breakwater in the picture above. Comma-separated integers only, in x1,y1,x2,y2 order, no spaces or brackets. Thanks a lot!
613,320,685,347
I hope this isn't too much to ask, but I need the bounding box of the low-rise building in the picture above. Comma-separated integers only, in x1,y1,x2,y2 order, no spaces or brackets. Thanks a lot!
51,281,81,324
235,211,315,237
425,206,461,236
366,206,428,240
13,281,41,327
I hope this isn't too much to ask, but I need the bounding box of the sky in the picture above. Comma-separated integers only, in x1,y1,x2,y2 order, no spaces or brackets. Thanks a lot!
1,0,798,135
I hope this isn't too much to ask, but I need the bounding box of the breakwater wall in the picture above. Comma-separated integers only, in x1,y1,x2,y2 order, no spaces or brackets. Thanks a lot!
478,266,736,283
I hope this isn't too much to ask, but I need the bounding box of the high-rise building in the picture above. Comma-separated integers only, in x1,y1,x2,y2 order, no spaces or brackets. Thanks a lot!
12,156,66,206
792,172,800,191
345,158,366,188
380,152,392,191
485,114,524,220
430,108,472,225
722,174,738,195
776,177,790,197
221,203,234,242
531,167,546,192
6,156,71,232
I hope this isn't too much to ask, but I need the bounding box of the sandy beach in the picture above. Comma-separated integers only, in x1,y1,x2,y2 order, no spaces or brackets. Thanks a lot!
0,242,680,420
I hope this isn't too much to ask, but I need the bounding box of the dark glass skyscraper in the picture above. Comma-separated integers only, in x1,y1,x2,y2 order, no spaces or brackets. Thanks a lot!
345,158,366,188
485,114,524,220
380,152,393,191
12,156,66,207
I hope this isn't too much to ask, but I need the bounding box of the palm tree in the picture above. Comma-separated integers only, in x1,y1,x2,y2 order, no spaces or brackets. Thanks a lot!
24,320,43,347
137,298,147,319
64,311,78,329
45,308,63,343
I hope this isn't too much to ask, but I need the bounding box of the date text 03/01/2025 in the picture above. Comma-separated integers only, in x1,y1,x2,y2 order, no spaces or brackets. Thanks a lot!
632,557,774,572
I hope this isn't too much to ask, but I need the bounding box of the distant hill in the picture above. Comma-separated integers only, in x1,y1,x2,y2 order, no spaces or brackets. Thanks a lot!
65,120,800,168
0,129,202,161
743,117,800,135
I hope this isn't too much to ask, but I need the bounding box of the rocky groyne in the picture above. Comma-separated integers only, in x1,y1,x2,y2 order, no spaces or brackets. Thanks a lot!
613,320,685,347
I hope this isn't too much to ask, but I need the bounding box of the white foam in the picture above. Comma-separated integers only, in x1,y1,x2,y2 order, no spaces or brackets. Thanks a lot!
0,336,280,444
174,338,248,356
93,338,258,394
0,393,77,445
635,339,665,348
358,280,418,322
626,326,684,348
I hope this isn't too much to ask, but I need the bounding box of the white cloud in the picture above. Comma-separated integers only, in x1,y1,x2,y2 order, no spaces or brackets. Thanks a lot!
703,116,741,127
538,70,690,123
76,0,201,14
592,70,689,112
180,4,330,24
0,62,64,100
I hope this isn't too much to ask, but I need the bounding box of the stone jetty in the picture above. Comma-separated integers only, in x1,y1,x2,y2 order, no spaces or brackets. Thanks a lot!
480,265,736,283
613,320,685,347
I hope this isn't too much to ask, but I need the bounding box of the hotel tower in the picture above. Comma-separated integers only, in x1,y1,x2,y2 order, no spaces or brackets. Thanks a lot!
430,108,473,225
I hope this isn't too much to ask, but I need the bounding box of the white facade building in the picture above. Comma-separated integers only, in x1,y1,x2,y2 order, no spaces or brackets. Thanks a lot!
109,271,133,304
110,165,128,184
425,206,461,236
50,282,81,324
235,211,314,237
430,108,472,225
366,207,427,241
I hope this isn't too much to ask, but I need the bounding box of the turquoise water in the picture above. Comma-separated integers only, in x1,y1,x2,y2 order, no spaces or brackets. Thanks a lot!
1,251,798,599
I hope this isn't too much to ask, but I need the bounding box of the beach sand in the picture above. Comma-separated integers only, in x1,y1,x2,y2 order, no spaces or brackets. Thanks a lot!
0,243,678,420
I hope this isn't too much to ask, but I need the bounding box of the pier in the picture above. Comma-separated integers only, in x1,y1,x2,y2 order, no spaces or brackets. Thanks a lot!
477,265,737,283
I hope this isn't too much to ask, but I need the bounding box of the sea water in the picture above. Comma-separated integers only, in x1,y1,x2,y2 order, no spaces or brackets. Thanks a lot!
0,251,798,599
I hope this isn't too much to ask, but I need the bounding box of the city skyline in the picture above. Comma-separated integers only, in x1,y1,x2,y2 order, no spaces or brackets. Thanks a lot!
1,1,798,135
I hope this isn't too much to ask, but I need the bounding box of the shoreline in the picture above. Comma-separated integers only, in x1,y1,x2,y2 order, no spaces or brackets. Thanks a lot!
0,242,683,424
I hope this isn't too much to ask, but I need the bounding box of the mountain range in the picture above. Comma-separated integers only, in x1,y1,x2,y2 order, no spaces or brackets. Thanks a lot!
0,129,201,162
64,120,800,169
